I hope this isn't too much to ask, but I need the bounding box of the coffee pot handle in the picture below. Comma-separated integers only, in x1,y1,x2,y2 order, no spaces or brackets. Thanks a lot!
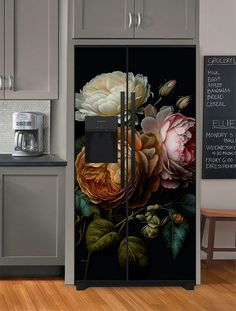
14,132,23,151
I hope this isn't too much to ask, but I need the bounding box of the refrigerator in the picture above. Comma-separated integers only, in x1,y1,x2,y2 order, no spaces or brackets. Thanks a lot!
74,46,196,289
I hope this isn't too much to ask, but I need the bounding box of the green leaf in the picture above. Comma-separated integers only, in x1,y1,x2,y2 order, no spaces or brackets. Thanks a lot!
75,135,85,157
178,194,196,215
118,236,149,270
86,219,119,253
75,190,100,218
162,221,190,259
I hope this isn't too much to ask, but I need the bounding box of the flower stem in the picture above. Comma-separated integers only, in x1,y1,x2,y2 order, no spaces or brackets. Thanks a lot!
118,222,126,234
83,252,91,280
75,218,86,247
162,192,186,209
107,209,113,221
153,97,162,106
115,207,146,228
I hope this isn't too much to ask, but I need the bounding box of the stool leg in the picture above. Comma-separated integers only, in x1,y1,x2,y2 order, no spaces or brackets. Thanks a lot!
207,218,216,268
201,215,206,244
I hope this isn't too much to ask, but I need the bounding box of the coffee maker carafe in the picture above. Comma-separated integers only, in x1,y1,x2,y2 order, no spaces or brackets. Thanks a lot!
13,112,44,156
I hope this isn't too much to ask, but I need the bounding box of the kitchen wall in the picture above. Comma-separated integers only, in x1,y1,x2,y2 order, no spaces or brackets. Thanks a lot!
200,0,236,259
0,101,50,154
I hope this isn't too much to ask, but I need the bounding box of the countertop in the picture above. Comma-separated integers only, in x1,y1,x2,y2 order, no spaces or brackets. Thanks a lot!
0,154,67,166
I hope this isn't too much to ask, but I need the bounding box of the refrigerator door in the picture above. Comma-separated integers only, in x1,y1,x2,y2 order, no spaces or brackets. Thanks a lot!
74,47,128,282
127,46,196,283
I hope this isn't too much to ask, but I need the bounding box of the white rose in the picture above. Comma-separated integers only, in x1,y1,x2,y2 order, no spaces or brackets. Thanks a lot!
75,71,150,121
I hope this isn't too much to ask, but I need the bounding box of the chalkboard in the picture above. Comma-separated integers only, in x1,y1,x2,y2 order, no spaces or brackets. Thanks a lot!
202,56,236,179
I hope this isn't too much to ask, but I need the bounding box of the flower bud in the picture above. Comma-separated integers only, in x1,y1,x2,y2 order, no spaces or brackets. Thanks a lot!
148,221,158,229
142,225,159,238
173,213,184,224
159,80,176,97
152,215,160,226
136,214,146,222
147,204,159,211
147,205,154,211
176,96,191,109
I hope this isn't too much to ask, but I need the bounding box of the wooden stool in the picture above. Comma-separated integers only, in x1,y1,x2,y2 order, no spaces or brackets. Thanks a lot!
201,208,236,267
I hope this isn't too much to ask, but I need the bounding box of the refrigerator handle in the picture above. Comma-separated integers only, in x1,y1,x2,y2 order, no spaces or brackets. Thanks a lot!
120,91,125,189
131,92,136,185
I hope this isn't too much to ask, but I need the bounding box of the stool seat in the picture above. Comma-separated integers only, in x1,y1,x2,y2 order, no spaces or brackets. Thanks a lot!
201,208,236,218
201,208,236,268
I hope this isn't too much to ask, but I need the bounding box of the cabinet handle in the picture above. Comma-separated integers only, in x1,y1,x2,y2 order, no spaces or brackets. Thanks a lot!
137,12,142,28
8,75,14,91
131,92,136,186
0,75,3,90
120,91,125,189
128,12,133,28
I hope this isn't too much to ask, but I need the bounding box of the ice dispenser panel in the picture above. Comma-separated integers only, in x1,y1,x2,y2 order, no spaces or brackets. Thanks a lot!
85,116,118,163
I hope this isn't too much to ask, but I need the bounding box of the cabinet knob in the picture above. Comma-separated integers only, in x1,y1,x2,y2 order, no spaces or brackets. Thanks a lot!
0,75,3,90
128,12,133,28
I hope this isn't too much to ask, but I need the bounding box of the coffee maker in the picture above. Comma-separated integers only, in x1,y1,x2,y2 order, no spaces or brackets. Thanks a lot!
13,112,44,156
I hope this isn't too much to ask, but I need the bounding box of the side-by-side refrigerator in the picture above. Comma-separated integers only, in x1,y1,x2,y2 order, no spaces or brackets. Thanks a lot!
74,46,196,289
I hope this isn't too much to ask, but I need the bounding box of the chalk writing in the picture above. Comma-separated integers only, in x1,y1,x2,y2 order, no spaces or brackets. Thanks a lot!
203,56,236,179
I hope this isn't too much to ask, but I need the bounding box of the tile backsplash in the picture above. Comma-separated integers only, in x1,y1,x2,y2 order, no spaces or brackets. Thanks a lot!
0,101,50,154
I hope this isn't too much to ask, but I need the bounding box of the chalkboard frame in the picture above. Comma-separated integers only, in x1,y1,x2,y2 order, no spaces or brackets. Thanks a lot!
202,55,236,179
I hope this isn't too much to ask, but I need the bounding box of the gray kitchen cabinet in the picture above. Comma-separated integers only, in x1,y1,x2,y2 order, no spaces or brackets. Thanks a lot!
135,0,196,39
0,0,4,99
72,0,196,39
2,0,58,100
73,0,134,38
0,167,65,265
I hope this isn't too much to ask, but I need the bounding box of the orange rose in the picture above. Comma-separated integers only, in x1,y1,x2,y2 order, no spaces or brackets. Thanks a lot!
75,129,162,209
129,131,162,208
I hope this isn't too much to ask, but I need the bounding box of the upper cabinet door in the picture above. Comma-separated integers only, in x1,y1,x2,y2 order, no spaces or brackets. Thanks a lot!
135,0,196,39
0,0,4,99
4,0,58,100
73,0,134,38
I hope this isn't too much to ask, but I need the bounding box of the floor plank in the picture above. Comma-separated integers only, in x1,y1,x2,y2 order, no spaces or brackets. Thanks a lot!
0,260,235,311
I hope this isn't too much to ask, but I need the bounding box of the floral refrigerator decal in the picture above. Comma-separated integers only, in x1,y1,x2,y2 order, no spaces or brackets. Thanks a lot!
74,47,196,288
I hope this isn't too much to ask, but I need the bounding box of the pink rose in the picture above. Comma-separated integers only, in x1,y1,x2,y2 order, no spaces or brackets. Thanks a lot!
141,105,195,189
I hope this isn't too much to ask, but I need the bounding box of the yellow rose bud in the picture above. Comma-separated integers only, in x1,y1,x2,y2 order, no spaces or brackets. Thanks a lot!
159,80,176,97
176,96,191,109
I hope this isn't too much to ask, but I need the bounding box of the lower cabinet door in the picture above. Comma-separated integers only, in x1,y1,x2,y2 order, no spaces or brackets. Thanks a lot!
0,167,65,265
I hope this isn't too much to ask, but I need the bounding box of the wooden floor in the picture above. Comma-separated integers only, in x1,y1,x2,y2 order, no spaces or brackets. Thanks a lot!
0,261,235,311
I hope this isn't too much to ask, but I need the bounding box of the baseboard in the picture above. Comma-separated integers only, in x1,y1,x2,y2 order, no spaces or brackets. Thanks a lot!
0,266,64,278
75,280,196,291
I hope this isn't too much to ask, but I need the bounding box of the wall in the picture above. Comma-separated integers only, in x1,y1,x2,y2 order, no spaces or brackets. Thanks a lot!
0,100,50,154
200,0,236,259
